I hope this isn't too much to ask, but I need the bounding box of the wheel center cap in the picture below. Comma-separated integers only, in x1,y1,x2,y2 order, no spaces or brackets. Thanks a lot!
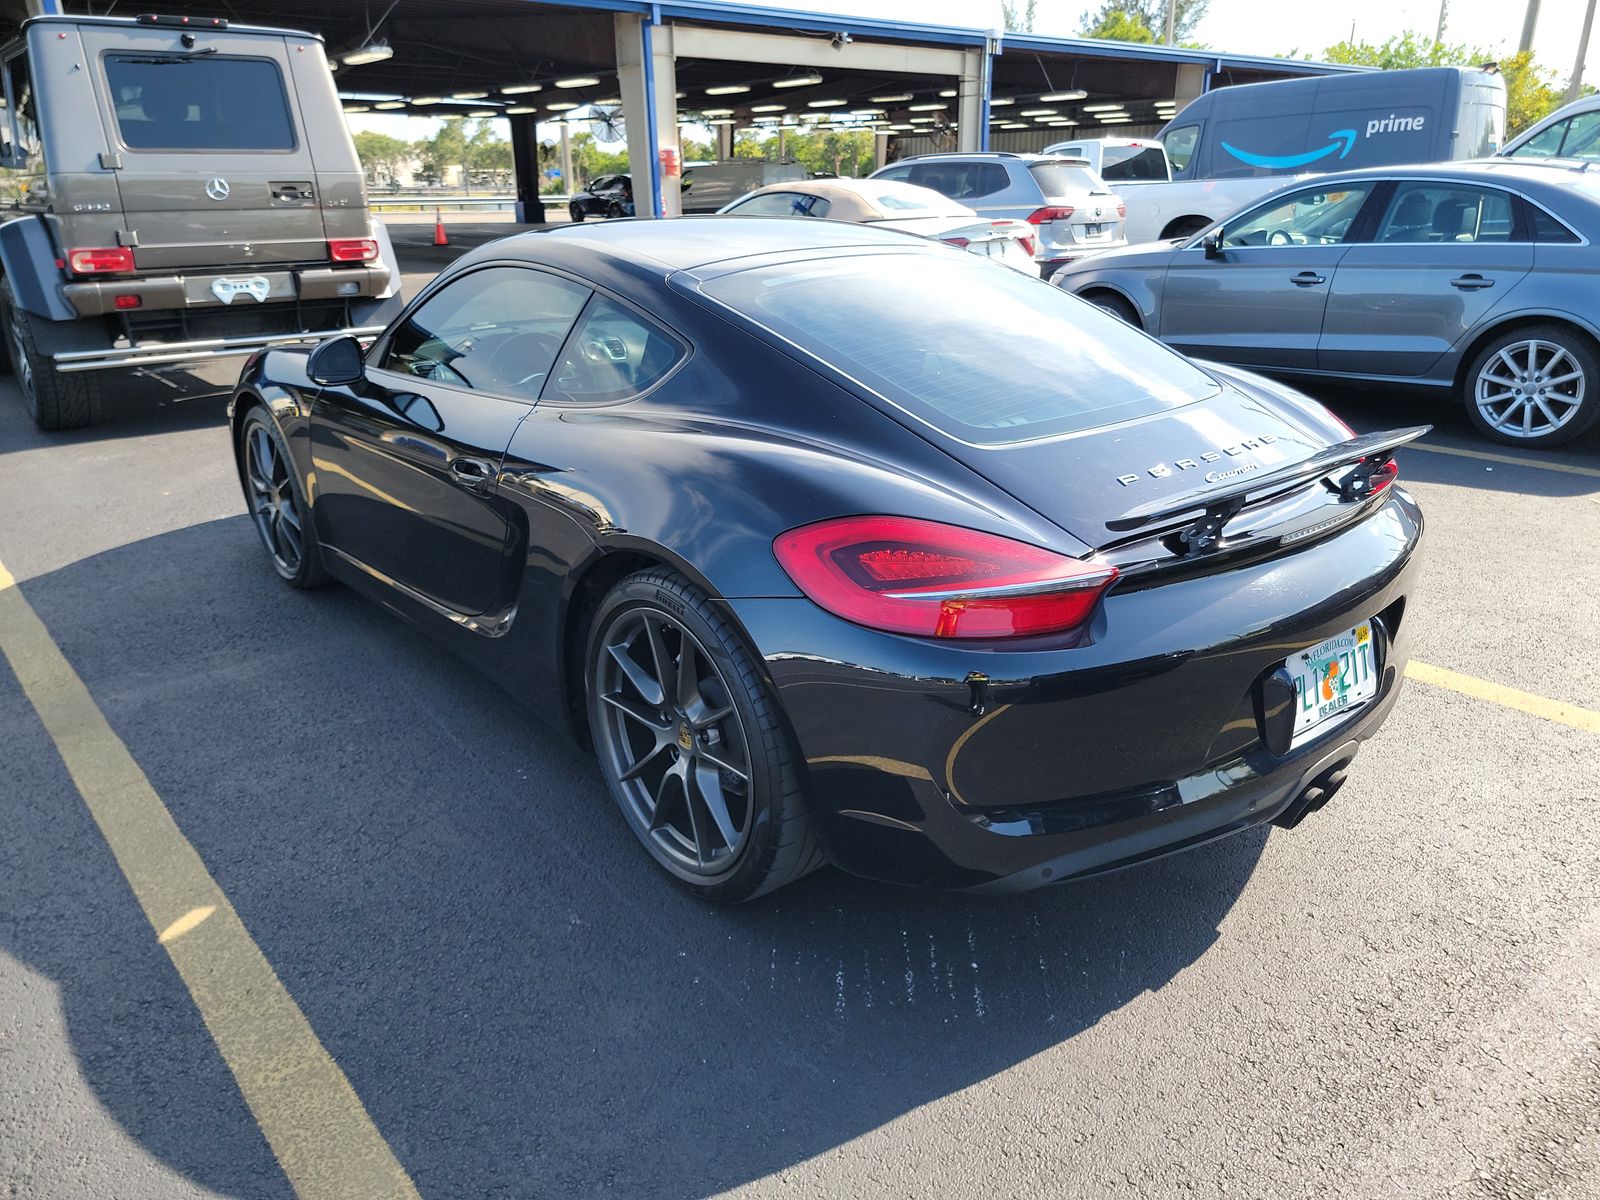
676,723,694,753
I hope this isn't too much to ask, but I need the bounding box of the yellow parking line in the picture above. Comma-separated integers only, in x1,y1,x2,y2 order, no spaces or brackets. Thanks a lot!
0,559,420,1200
1408,441,1600,480
1407,660,1600,734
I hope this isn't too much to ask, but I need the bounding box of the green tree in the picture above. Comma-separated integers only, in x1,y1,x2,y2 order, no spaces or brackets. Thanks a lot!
1498,51,1561,135
1002,0,1038,32
1083,8,1156,42
351,131,410,188
1081,0,1208,43
415,121,467,189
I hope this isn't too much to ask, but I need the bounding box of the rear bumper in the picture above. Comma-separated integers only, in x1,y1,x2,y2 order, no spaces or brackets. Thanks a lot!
725,490,1423,892
61,263,393,318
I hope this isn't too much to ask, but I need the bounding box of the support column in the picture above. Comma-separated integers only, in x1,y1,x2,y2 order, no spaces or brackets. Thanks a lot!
615,13,681,217
508,112,546,225
873,130,889,170
559,123,573,199
716,123,734,160
957,45,986,152
1173,63,1207,112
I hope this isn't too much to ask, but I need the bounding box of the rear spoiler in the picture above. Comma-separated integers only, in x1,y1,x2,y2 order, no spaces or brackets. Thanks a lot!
1106,425,1431,534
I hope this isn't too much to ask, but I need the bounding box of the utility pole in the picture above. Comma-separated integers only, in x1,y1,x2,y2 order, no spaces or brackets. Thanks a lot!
1568,0,1598,103
1165,0,1176,46
1519,0,1541,54
1434,0,1448,47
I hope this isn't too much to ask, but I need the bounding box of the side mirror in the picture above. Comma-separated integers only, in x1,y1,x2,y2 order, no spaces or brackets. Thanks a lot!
1202,230,1224,258
306,334,364,387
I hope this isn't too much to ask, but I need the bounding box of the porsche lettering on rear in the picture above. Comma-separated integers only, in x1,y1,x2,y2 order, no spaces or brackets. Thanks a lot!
1116,433,1279,486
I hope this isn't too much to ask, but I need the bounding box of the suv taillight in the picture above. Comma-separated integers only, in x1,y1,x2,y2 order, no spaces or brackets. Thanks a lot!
1116,201,1127,218
66,246,135,275
328,238,378,263
773,515,1118,640
1026,206,1076,225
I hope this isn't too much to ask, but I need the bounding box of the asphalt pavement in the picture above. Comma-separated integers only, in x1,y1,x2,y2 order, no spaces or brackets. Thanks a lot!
0,235,1597,1200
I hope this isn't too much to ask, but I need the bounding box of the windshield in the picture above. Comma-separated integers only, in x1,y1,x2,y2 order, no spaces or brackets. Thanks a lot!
699,252,1219,444
105,53,295,151
1028,162,1105,197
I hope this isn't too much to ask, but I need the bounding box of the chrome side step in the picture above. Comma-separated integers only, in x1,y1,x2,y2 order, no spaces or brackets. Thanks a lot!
52,325,388,373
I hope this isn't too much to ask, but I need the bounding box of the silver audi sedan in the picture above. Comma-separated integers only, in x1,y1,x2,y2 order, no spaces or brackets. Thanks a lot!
1051,160,1600,448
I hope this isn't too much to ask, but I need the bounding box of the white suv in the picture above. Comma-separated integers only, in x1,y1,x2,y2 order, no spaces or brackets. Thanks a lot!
869,152,1126,274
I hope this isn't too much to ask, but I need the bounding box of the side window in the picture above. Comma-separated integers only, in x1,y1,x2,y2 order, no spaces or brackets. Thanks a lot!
1526,203,1581,244
382,266,589,399
1101,146,1167,181
1558,111,1600,159
4,52,40,161
1509,119,1570,159
1221,185,1374,248
909,161,1004,201
726,191,811,216
808,196,832,218
962,162,1011,199
1374,183,1515,244
874,164,913,184
1164,125,1199,175
544,296,683,405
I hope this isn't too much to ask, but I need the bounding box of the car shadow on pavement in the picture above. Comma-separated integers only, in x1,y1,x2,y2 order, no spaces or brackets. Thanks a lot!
0,370,232,458
1,516,1269,1199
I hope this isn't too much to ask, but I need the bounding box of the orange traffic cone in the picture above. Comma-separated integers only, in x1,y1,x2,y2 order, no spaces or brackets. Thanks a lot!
433,208,448,246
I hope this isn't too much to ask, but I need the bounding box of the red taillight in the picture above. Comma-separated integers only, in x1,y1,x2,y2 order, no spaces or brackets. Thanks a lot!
328,237,379,263
113,294,142,310
1370,458,1399,493
1018,235,1036,256
942,236,971,249
66,246,135,274
1116,201,1127,218
1026,206,1075,225
773,516,1118,640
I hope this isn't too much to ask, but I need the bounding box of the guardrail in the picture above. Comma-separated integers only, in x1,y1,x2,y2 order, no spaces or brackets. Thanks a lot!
370,195,572,213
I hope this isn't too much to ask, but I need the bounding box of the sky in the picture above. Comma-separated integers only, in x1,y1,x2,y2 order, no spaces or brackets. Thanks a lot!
347,0,1599,141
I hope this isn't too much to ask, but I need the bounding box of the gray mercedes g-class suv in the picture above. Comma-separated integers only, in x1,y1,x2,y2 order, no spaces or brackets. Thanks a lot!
0,12,403,429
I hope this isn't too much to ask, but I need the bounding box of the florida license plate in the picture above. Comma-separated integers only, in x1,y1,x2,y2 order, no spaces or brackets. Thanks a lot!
1290,621,1378,745
1083,223,1103,237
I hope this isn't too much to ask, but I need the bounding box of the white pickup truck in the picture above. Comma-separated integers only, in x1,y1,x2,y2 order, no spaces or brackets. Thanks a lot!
1043,137,1297,244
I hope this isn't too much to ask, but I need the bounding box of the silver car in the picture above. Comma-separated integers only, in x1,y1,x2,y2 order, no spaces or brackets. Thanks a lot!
869,152,1126,275
1052,160,1600,448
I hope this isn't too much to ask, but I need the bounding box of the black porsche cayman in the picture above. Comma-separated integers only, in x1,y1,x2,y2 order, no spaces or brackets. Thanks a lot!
230,218,1425,902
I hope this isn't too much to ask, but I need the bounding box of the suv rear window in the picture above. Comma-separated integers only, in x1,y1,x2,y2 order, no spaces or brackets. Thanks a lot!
1028,162,1102,197
700,253,1218,444
105,54,295,151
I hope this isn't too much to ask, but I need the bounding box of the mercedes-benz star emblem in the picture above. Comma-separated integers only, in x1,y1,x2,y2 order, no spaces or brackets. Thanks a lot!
205,177,230,201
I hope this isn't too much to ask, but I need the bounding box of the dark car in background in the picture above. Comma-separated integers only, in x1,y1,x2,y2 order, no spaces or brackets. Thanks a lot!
229,218,1424,903
1053,160,1600,447
568,173,634,221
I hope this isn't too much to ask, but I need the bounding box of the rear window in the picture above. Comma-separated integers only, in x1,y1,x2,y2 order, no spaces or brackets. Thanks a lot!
1028,162,1103,197
1101,145,1167,181
700,253,1219,444
105,54,296,151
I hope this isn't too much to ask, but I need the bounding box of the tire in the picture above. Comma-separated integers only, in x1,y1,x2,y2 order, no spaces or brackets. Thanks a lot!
1,277,98,431
585,568,823,903
239,406,327,588
1461,324,1600,448
1084,291,1140,327
606,200,625,219
569,203,585,223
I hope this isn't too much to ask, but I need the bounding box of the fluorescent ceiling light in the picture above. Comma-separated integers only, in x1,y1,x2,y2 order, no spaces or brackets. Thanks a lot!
594,98,620,106
439,112,465,119
850,108,885,116
555,76,600,88
750,103,785,112
702,107,735,116
342,105,371,114
707,117,736,125
1001,122,1029,129
411,95,442,105
706,84,751,95
807,98,847,108
773,72,824,89
373,100,405,110
1099,116,1132,123
1083,103,1127,112
1047,119,1078,126
502,84,542,95
989,97,1015,107
908,115,938,123
938,88,957,97
908,102,946,112
468,110,496,117
887,123,914,131
1020,108,1057,117
451,91,488,100
341,42,392,67
871,92,912,103
506,106,537,115
547,101,578,111
1040,90,1088,102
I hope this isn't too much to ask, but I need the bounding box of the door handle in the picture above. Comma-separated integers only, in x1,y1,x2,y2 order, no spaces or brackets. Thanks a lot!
449,456,497,495
1451,274,1495,290
1290,272,1326,287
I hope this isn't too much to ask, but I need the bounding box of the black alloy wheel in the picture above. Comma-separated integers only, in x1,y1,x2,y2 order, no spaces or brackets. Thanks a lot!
586,569,822,902
569,202,585,222
241,408,326,587
606,200,626,219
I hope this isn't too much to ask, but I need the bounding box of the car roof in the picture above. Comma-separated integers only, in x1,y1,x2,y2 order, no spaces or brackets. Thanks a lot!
457,216,935,277
735,176,972,219
1292,158,1600,192
886,151,1088,166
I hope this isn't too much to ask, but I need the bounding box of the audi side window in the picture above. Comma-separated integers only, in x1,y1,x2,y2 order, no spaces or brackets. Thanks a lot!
383,267,589,399
1374,184,1515,244
1527,203,1581,244
543,296,683,405
1221,186,1374,248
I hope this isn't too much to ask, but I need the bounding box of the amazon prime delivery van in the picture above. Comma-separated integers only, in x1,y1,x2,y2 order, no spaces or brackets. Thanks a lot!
1162,66,1505,182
